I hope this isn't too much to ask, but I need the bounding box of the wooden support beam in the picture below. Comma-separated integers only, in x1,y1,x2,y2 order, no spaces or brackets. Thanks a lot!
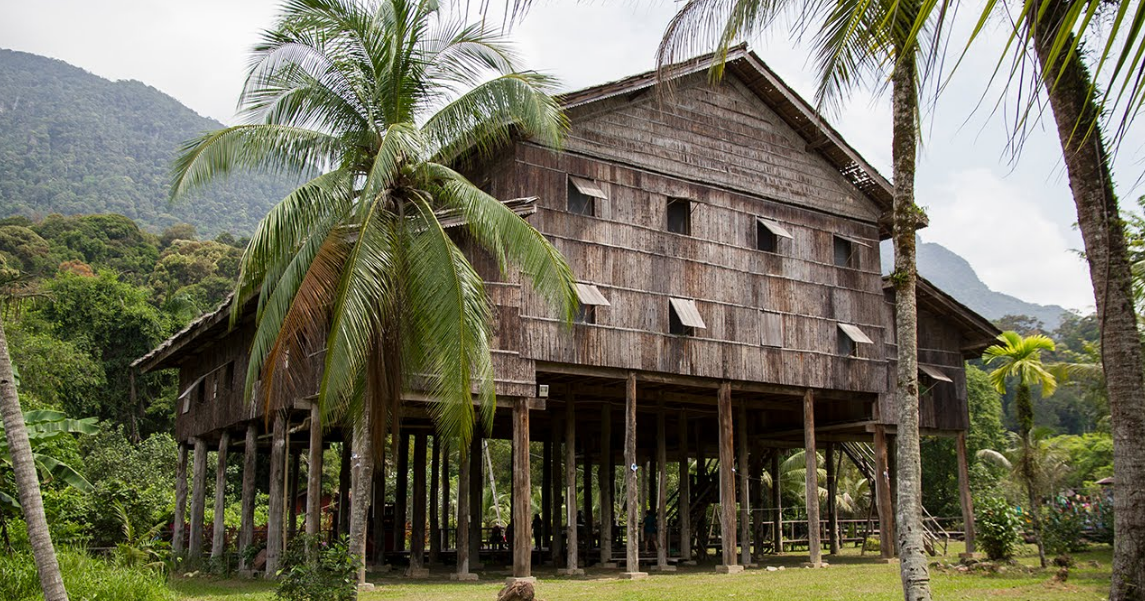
409,433,428,574
395,432,409,553
804,390,822,567
512,397,533,579
238,424,257,571
738,404,751,567
655,405,671,571
716,382,740,572
337,438,350,536
751,440,765,564
552,418,564,566
429,435,441,565
621,372,645,579
288,448,300,541
441,440,450,558
956,431,976,556
468,428,483,567
452,436,476,580
266,413,286,576
826,443,839,555
188,437,208,561
583,436,594,562
306,406,323,539
371,439,386,565
770,450,782,554
173,442,188,557
600,403,614,566
678,410,692,564
211,432,230,559
873,425,895,559
561,393,582,575
542,440,552,553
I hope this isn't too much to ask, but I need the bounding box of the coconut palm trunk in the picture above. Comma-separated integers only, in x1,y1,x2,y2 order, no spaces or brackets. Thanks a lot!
1030,2,1145,597
1014,382,1047,567
889,52,932,601
0,321,69,601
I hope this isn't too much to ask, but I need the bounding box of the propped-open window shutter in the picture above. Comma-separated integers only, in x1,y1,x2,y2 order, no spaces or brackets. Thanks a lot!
569,176,608,199
918,364,953,383
756,218,794,239
838,323,873,344
669,297,707,329
575,283,611,306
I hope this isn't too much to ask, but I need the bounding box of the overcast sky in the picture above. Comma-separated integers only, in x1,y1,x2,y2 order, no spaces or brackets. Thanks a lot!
3,0,1138,313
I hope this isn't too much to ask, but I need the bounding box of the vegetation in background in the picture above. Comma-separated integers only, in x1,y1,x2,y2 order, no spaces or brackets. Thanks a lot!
976,496,1022,561
0,549,174,601
275,535,359,601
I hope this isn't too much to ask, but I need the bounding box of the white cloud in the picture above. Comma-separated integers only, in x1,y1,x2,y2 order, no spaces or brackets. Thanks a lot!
921,168,1093,312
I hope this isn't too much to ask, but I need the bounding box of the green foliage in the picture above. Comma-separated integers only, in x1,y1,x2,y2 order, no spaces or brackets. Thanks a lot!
0,49,295,236
0,409,96,513
1042,500,1089,556
976,496,1023,561
112,499,170,572
1050,433,1113,491
275,535,360,601
81,428,177,547
149,238,241,311
0,549,174,601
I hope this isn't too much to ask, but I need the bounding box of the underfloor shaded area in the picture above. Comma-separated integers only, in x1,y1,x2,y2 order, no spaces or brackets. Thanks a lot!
170,543,1113,601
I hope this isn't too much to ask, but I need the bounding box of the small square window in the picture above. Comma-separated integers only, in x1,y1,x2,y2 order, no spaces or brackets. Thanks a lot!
761,311,784,347
196,379,207,404
833,236,857,268
667,198,691,235
757,218,792,253
668,297,706,336
575,304,596,324
568,176,605,216
224,362,236,390
837,332,856,356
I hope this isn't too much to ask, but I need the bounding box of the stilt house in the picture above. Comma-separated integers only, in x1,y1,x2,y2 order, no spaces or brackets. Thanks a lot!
134,46,998,579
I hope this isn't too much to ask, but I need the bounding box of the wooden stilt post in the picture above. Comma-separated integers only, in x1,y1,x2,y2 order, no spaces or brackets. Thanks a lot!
288,449,300,541
371,435,386,565
560,393,582,575
211,432,230,559
441,441,450,556
238,424,257,572
956,431,976,557
469,428,483,568
716,382,741,573
452,434,477,581
826,443,839,555
266,412,286,577
395,432,409,553
600,403,614,567
583,440,594,562
337,439,350,537
552,418,564,566
542,440,552,554
678,410,692,565
655,404,672,571
511,397,534,581
409,433,429,576
429,435,441,565
737,404,751,567
751,440,765,564
873,425,895,560
770,450,782,555
188,437,208,561
620,372,646,579
173,442,188,557
306,405,323,539
803,389,822,567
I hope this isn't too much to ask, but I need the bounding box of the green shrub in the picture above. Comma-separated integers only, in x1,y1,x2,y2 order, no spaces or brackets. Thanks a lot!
1042,501,1088,555
976,496,1022,561
0,549,174,601
276,535,360,601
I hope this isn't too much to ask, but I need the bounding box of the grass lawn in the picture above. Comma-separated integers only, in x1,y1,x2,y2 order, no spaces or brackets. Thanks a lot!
171,543,1113,601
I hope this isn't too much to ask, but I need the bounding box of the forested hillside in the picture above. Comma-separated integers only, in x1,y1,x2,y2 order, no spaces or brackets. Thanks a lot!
0,49,295,235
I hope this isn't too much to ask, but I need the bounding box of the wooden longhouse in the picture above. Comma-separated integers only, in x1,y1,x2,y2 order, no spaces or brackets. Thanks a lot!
134,46,999,580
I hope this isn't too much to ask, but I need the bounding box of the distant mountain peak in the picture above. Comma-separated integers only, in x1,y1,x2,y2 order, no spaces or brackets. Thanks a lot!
880,238,1068,328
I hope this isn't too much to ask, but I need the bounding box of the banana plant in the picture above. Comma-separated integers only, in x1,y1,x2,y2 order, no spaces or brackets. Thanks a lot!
0,409,97,510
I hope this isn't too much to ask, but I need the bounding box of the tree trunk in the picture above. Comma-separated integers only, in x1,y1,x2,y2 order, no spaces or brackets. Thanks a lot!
1030,6,1145,597
348,403,374,586
1016,384,1047,567
0,321,69,601
890,52,932,601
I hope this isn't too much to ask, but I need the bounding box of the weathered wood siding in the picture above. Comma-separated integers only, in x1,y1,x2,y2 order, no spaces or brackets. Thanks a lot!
175,324,261,442
482,72,890,394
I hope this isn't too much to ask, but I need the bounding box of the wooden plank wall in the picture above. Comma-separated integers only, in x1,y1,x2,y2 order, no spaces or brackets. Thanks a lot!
175,323,261,442
486,72,892,394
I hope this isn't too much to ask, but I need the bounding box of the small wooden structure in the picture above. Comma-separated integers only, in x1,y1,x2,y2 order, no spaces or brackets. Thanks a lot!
134,47,998,578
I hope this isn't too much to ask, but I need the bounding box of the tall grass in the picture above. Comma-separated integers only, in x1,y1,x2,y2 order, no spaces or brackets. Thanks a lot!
0,549,174,601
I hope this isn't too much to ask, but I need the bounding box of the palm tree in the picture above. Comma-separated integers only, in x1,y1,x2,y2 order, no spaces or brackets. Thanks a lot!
0,325,69,600
658,0,938,597
983,330,1057,568
171,0,578,584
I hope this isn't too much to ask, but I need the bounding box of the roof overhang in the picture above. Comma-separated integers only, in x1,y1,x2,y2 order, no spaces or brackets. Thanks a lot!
884,276,1001,356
